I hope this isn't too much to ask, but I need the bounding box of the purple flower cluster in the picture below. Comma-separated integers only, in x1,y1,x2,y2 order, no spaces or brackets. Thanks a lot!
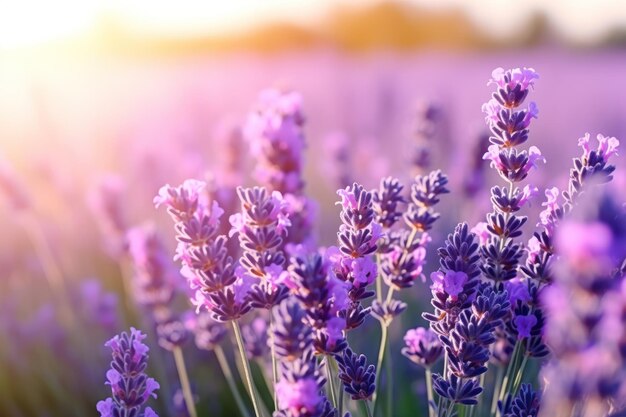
480,66,542,283
540,190,626,416
433,283,510,405
97,328,159,417
401,327,443,368
372,173,447,326
499,383,540,417
327,183,380,330
283,252,349,355
244,89,305,196
229,186,291,309
155,179,251,322
244,89,316,246
403,170,449,233
335,348,377,401
272,299,336,417
423,223,481,337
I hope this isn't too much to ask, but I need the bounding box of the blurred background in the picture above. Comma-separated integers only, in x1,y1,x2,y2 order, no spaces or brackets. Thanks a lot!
1,0,625,416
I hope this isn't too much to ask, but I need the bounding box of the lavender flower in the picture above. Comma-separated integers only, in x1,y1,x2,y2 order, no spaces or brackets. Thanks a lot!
97,328,159,417
378,229,430,290
403,170,449,232
335,348,376,401
540,189,626,417
272,299,313,361
244,89,305,195
230,186,291,309
244,88,316,246
499,384,540,417
422,223,481,337
328,183,380,330
372,177,405,229
155,180,250,322
272,299,335,417
283,252,349,354
401,327,443,368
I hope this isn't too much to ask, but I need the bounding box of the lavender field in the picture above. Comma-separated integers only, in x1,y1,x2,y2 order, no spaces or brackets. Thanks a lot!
2,22,626,417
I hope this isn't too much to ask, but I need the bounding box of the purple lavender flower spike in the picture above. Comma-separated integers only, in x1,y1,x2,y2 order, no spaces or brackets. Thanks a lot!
372,177,406,229
379,229,429,290
244,88,316,246
422,223,481,337
272,299,313,361
230,186,291,309
272,299,335,417
432,374,482,406
371,298,407,326
329,183,380,330
499,384,540,417
404,170,449,232
97,328,160,417
285,253,349,354
155,180,250,322
335,347,376,401
401,327,443,368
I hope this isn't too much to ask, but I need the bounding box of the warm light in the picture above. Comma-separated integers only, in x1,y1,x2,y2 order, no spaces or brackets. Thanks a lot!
0,0,98,49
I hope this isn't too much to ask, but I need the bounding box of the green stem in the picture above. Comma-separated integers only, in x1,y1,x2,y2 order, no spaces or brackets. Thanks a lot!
215,345,252,417
385,287,395,305
511,355,529,396
270,313,279,411
372,322,389,415
335,357,345,416
232,321,263,417
363,400,374,417
490,365,505,417
497,341,522,413
386,339,393,417
325,356,338,409
173,346,198,417
426,368,435,417
445,401,456,417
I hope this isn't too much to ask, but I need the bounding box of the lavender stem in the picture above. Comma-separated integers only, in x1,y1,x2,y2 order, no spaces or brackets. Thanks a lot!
214,345,252,417
232,321,263,417
426,368,435,417
269,313,278,411
325,355,338,409
172,346,198,417
372,322,389,415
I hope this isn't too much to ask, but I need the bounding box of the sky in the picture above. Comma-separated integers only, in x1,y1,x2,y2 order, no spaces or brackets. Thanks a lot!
0,0,625,48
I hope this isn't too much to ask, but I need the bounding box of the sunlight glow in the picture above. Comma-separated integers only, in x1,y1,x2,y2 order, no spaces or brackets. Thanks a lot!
0,1,99,49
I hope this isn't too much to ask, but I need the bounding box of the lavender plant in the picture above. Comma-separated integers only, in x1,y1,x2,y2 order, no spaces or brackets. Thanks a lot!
96,327,160,417
82,69,624,417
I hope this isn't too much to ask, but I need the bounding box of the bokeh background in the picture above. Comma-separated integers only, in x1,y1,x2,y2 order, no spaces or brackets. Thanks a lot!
1,1,625,416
